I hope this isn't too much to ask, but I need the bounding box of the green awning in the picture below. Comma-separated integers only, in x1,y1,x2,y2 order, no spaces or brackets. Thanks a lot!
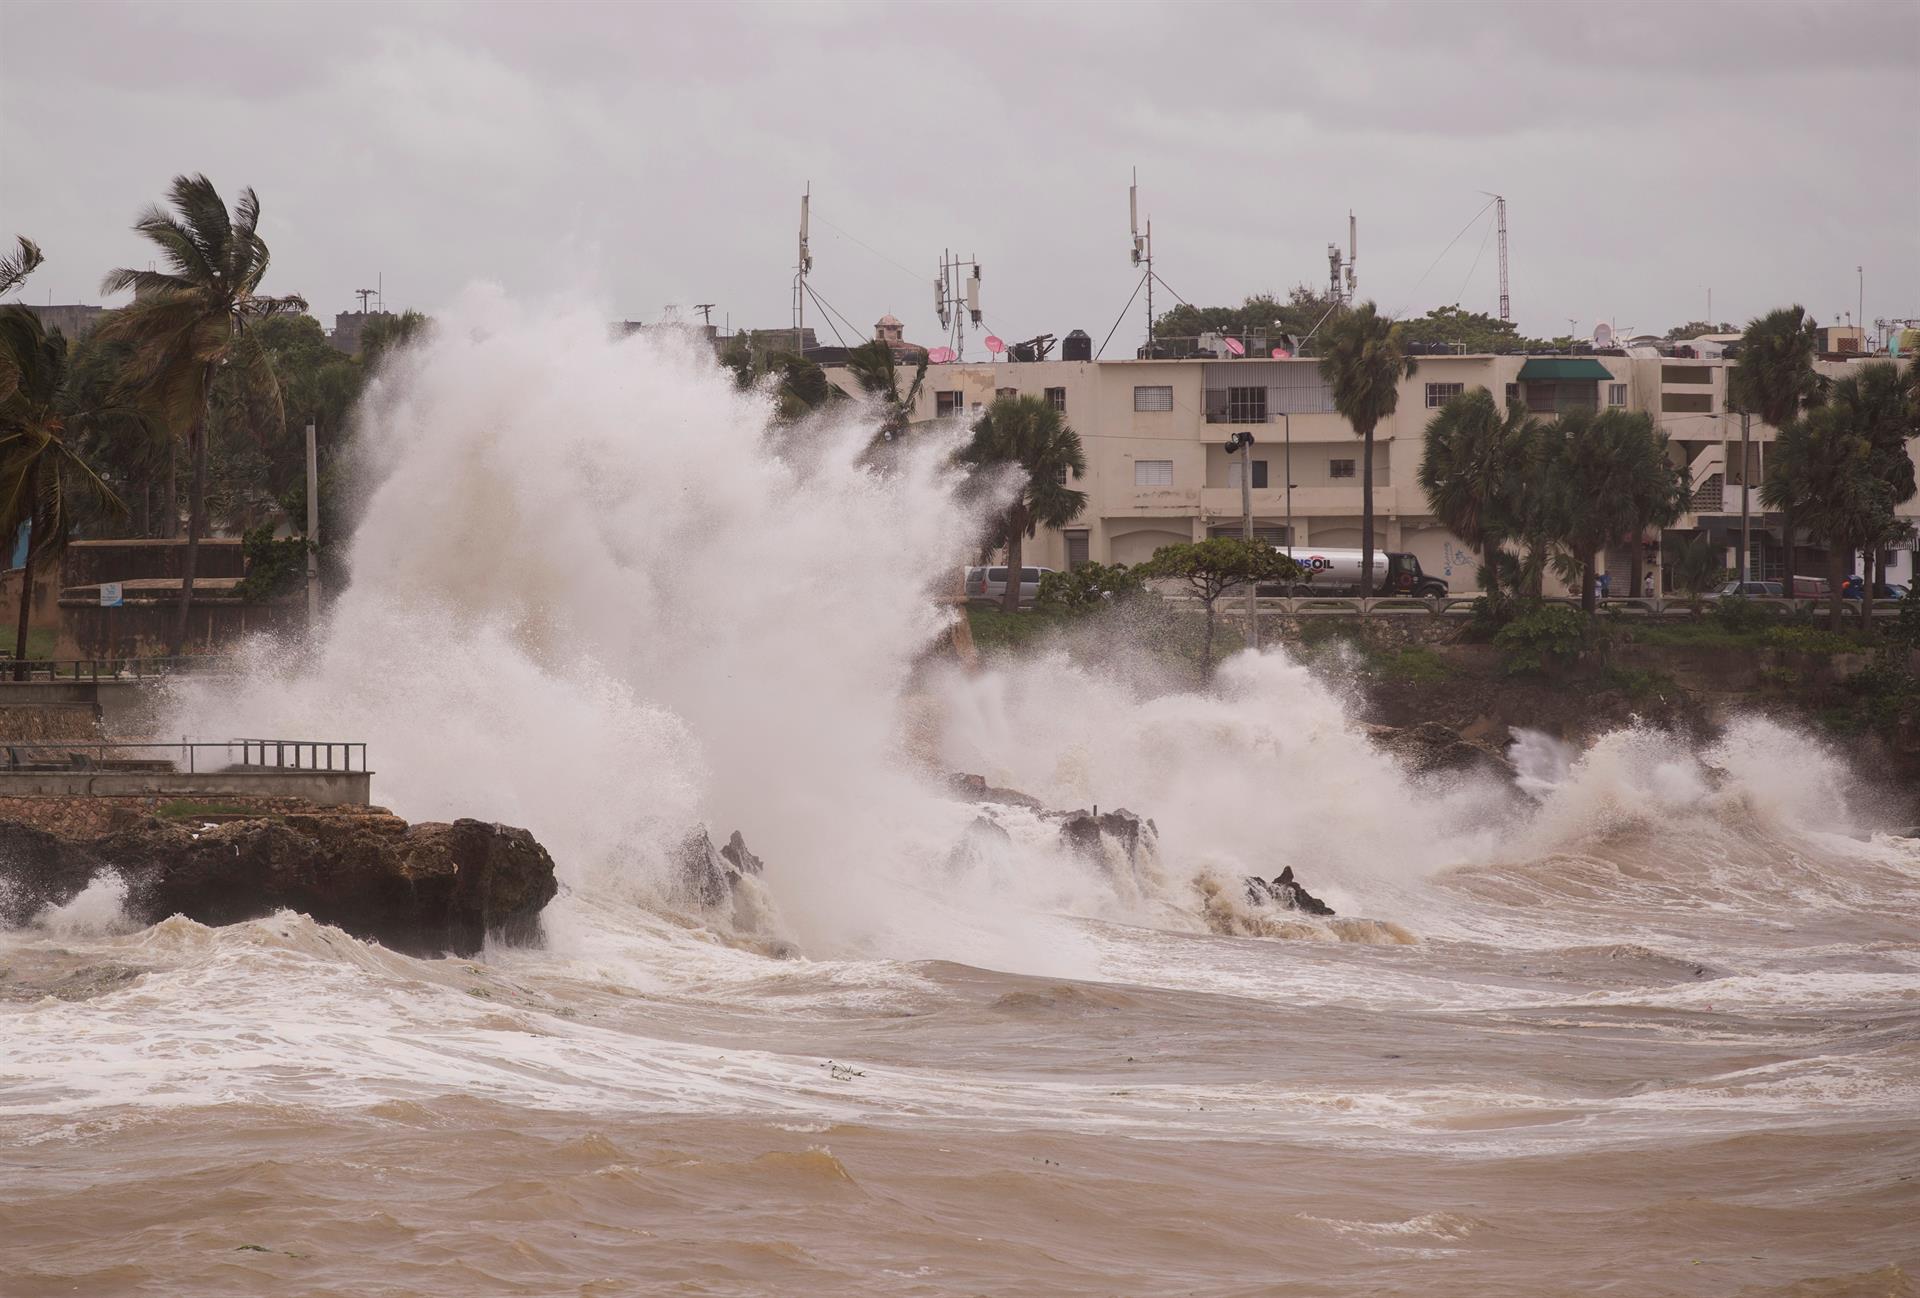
1517,358,1615,381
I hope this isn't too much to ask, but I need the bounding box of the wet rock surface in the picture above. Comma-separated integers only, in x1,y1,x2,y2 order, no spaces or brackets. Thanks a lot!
1366,721,1519,782
1245,866,1334,916
0,813,557,958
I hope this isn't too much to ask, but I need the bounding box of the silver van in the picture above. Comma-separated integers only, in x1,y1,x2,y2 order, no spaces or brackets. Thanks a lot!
964,565,1054,604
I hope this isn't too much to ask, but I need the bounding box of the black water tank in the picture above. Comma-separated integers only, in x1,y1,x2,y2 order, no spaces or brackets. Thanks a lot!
1062,329,1092,362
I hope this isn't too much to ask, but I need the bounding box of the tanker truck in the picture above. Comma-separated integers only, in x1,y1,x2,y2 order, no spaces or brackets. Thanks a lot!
1256,547,1449,597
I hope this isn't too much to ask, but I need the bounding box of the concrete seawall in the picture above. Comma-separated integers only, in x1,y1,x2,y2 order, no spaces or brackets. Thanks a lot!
0,769,372,806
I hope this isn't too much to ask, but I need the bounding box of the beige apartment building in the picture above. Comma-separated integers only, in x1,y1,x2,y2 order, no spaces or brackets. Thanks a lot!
840,347,1919,594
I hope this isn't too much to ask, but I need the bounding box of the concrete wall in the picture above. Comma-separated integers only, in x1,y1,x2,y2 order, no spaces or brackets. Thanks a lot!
0,769,372,806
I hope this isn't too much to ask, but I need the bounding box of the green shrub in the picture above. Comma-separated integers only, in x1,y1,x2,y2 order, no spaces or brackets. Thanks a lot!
1600,665,1673,697
1493,603,1597,675
1891,584,1920,652
1375,646,1456,684
1758,665,1801,688
1712,595,1778,634
1763,625,1862,656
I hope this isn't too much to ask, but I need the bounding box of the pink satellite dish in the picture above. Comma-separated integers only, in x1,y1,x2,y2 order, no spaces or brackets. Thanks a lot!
927,346,956,364
1224,336,1246,356
984,335,1005,355
1271,347,1292,359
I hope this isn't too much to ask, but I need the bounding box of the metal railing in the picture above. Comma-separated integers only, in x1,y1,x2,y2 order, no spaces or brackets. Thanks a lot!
0,739,368,774
1162,593,1911,620
0,657,238,682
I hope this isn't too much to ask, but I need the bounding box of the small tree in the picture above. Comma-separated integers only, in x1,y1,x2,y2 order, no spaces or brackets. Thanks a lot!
1034,561,1145,615
958,395,1087,613
1134,537,1301,675
1729,306,1821,601
1669,533,1726,613
1417,386,1536,608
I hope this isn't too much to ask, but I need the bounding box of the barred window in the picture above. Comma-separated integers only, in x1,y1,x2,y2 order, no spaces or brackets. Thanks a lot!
1425,382,1465,408
1226,386,1268,422
1133,385,1174,412
1608,383,1628,407
1134,459,1174,486
1330,458,1357,480
1045,386,1067,412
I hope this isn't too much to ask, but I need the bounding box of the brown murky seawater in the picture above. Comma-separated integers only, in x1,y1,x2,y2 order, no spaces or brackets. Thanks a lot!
4,809,1918,1298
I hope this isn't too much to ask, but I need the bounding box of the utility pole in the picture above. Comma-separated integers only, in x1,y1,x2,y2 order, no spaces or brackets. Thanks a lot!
1227,431,1260,649
1494,195,1510,323
1281,414,1294,563
693,303,715,326
793,184,812,357
304,418,320,626
1739,411,1752,588
1858,266,1864,350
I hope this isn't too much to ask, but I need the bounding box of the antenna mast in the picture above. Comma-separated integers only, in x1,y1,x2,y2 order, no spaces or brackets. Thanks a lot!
934,249,984,360
793,184,813,355
1494,194,1510,323
354,288,376,314
1131,169,1154,353
1347,211,1357,302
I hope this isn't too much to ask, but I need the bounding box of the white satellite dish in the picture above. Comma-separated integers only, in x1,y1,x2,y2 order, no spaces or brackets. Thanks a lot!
1592,322,1615,348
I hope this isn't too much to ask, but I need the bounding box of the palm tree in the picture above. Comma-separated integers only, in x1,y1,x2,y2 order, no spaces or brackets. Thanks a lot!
845,339,928,442
1542,408,1675,614
1728,307,1820,599
0,307,129,673
0,237,42,298
959,395,1087,613
358,309,432,373
1669,533,1725,613
1762,407,1881,631
1830,361,1919,599
96,175,305,654
1318,301,1413,595
1621,423,1691,599
1417,387,1536,602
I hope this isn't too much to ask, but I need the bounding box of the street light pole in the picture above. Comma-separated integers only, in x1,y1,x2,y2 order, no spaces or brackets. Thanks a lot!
1739,411,1751,588
1239,431,1259,650
1281,413,1293,561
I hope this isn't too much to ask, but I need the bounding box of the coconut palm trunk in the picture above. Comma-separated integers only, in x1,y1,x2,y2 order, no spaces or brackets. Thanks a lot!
1782,505,1797,606
172,366,214,654
999,503,1028,614
1824,543,1847,631
1360,424,1376,596
1629,535,1644,601
12,466,37,680
1580,550,1598,614
1482,540,1500,599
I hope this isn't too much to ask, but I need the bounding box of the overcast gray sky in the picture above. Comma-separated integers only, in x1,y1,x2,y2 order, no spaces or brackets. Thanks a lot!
4,0,1916,349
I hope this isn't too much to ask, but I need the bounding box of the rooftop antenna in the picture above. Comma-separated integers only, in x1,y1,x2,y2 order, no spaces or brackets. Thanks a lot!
934,249,984,360
354,288,376,314
1131,168,1154,353
377,271,383,315
693,303,715,327
792,183,813,355
1485,194,1510,323
1347,211,1358,303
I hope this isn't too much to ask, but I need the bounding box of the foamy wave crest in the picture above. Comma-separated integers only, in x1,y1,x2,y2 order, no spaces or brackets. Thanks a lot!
33,871,135,938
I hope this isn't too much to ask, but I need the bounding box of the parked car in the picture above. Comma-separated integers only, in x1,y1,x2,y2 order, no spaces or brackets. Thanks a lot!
1791,575,1831,599
963,565,1054,604
1842,579,1909,600
1711,580,1784,598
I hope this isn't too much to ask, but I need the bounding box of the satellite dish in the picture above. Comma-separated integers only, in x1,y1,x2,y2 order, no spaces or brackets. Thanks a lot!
927,346,956,364
1224,336,1246,356
1271,347,1292,359
1592,322,1615,347
984,335,1004,355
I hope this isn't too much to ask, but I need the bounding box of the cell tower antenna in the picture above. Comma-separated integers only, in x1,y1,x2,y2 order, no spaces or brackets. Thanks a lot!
1130,168,1154,351
933,248,984,359
1346,211,1358,302
1493,194,1510,323
793,184,813,355
354,288,376,314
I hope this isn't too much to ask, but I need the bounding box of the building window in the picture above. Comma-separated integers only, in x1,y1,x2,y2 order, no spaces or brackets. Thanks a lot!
1227,459,1269,489
1066,531,1090,569
1608,383,1628,407
1134,459,1174,487
1045,386,1067,412
1660,365,1712,384
1330,458,1357,480
1505,382,1521,408
1053,465,1070,485
996,386,1019,400
1133,385,1174,412
1661,391,1713,414
1227,386,1268,423
936,391,965,417
1425,382,1465,409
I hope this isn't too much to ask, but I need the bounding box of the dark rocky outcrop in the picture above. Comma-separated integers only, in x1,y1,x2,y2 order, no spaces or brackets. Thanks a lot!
0,813,557,957
1366,721,1518,782
945,773,1044,810
673,827,765,907
1056,807,1155,874
945,815,1012,873
1244,866,1334,916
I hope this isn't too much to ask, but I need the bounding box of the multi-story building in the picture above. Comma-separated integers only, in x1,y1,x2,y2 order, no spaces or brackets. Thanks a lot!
837,344,1918,593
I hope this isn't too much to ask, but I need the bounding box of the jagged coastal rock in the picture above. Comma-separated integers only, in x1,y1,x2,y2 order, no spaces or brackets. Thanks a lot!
1366,721,1519,782
1245,866,1335,916
0,813,557,957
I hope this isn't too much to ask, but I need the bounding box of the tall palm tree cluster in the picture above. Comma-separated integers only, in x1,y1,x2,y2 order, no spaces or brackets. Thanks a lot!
1414,303,1918,627
0,175,399,659
1418,387,1688,615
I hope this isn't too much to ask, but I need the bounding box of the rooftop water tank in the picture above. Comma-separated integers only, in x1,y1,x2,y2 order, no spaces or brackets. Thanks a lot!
1062,329,1092,362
